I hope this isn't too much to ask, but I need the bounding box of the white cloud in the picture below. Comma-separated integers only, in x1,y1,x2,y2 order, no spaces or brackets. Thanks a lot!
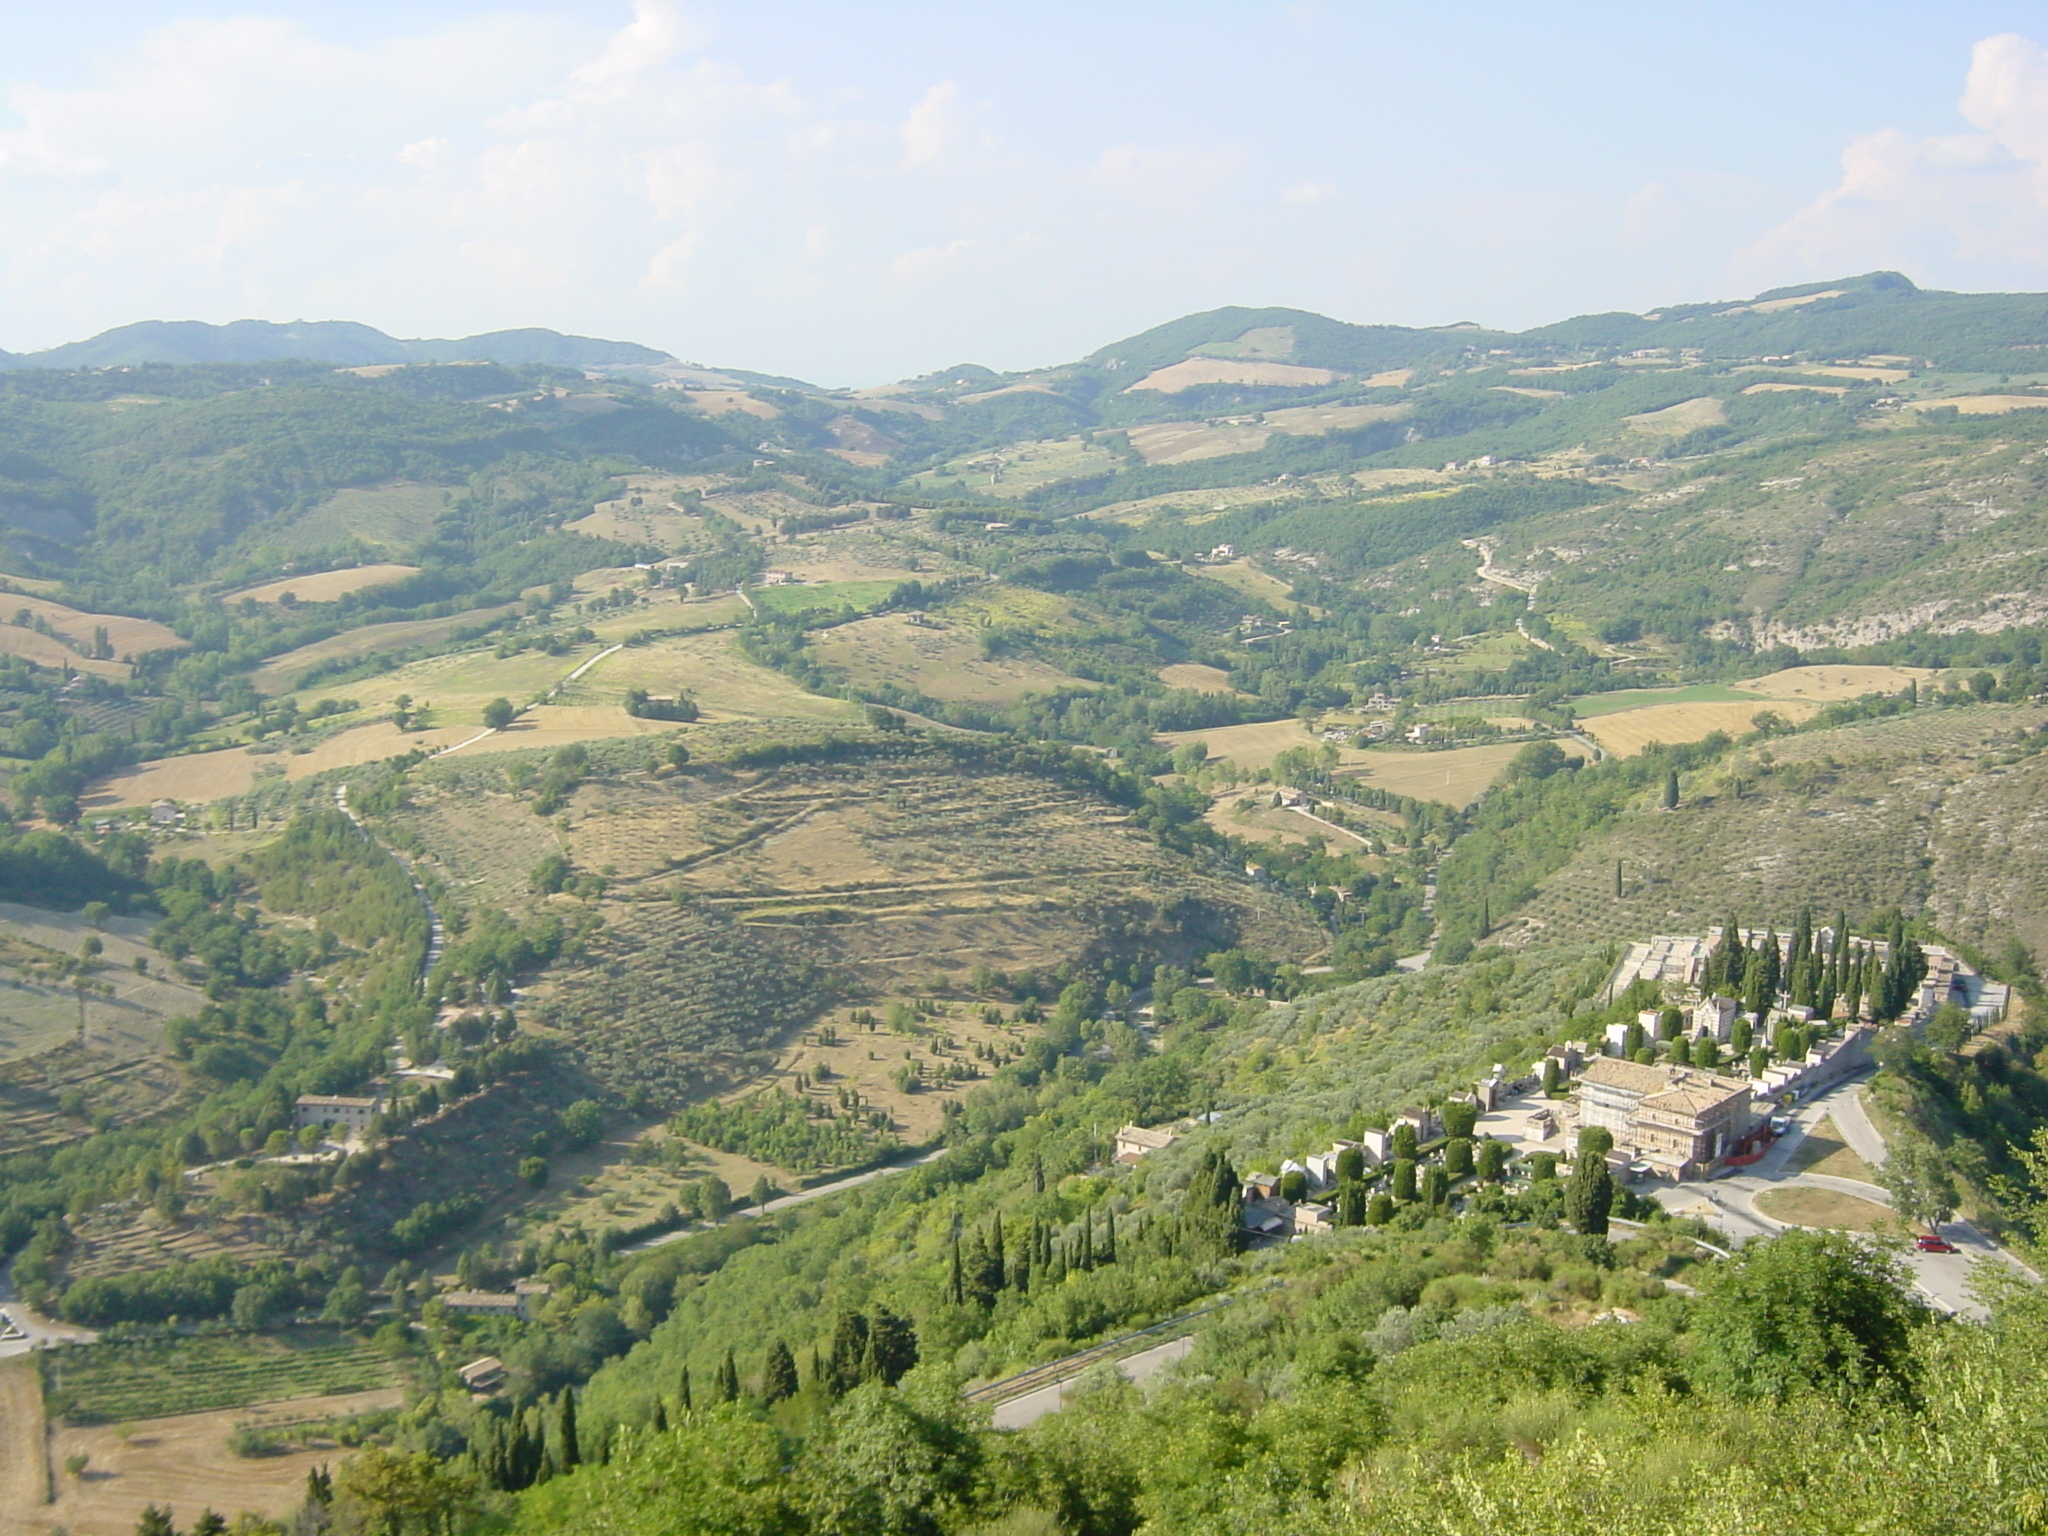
1091,141,1247,201
899,81,962,169
892,237,977,281
1744,33,2048,281
397,137,451,171
1283,180,1337,204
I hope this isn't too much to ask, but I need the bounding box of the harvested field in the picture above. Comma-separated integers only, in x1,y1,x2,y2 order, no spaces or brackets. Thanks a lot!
0,627,127,678
1157,663,1238,693
1909,394,2048,415
40,1387,401,1536
1083,482,1313,526
1351,467,1451,491
1754,1186,1893,1231
1125,420,1270,465
567,482,707,549
1494,386,1564,399
916,435,1121,498
1364,369,1414,388
1264,402,1410,435
0,1355,45,1536
1581,699,1818,756
1742,664,1936,702
222,564,420,606
1743,382,1846,397
1126,359,1338,393
84,748,260,809
1798,364,1909,382
250,605,517,694
1155,718,1319,771
681,390,779,418
1341,740,1588,808
1622,397,1727,437
810,612,1091,705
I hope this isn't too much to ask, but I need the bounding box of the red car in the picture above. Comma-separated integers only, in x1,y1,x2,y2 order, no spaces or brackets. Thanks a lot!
1914,1233,1959,1253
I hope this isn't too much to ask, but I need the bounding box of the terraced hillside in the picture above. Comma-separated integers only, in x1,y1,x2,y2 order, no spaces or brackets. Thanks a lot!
393,733,1318,1108
1497,701,2048,952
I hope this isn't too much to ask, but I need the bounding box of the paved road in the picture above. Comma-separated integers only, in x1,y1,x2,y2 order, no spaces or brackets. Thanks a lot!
0,1262,95,1359
991,1335,1194,1429
1647,1072,2035,1319
620,1148,948,1254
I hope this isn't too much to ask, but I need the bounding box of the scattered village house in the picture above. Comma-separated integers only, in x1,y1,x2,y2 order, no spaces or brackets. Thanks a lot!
458,1356,506,1394
1113,1124,1180,1163
294,1092,383,1139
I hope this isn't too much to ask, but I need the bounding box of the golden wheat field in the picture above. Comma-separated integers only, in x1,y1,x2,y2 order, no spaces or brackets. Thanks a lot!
222,564,420,605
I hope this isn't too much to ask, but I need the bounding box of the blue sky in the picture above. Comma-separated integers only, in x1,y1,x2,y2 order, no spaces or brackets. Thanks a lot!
5,2,2048,382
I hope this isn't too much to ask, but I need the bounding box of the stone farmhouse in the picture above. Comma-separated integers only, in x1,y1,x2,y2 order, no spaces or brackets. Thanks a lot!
294,1091,384,1140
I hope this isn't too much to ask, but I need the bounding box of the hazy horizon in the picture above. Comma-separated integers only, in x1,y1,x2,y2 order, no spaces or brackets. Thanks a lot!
7,2,2048,385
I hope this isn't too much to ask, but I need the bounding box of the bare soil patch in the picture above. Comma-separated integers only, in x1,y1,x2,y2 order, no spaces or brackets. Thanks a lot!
1363,369,1414,388
41,1387,400,1536
1155,718,1318,771
1126,359,1338,393
1263,402,1410,436
0,1355,48,1536
223,565,420,606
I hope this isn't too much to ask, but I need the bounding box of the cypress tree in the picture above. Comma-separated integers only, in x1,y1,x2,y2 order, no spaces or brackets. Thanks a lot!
826,1309,868,1395
557,1390,580,1471
678,1364,692,1412
1102,1208,1116,1265
1761,927,1782,1001
948,1237,964,1306
651,1400,668,1433
1392,1158,1417,1202
1564,1150,1614,1235
716,1349,741,1405
138,1506,178,1536
761,1340,799,1404
868,1305,919,1385
1662,770,1679,810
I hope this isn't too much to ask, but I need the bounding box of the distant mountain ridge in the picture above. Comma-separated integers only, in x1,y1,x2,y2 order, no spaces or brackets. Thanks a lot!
0,318,673,371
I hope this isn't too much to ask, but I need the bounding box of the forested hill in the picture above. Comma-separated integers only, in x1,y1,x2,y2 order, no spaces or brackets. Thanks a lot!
0,319,672,371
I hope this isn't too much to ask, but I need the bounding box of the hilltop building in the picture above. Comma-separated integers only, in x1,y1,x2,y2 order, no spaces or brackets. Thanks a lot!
1575,1058,1754,1179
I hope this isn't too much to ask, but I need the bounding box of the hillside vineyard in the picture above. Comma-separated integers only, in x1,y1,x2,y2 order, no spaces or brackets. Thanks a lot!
7,276,2048,1533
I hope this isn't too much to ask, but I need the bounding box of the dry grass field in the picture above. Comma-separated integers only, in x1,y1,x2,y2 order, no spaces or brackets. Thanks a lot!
1125,421,1271,465
1908,394,2048,415
1581,698,1819,756
250,605,517,694
1364,369,1415,388
36,1387,401,1536
915,436,1122,497
1798,364,1909,382
0,900,204,1065
1754,1187,1894,1232
1351,467,1451,492
257,481,449,555
1083,481,1314,527
1157,663,1238,693
1784,1118,1876,1183
1184,558,1296,607
1205,793,1373,851
810,613,1090,705
1622,397,1727,437
222,565,420,606
1126,359,1339,393
1342,740,1589,808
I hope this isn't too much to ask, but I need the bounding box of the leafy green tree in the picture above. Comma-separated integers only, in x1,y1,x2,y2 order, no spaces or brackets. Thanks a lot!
1366,1193,1395,1225
1335,1146,1365,1184
483,697,517,730
1391,1158,1417,1202
135,1505,176,1536
332,1447,475,1536
1475,1137,1507,1181
1878,1130,1960,1231
1691,1230,1923,1403
1390,1122,1419,1161
321,1266,369,1325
